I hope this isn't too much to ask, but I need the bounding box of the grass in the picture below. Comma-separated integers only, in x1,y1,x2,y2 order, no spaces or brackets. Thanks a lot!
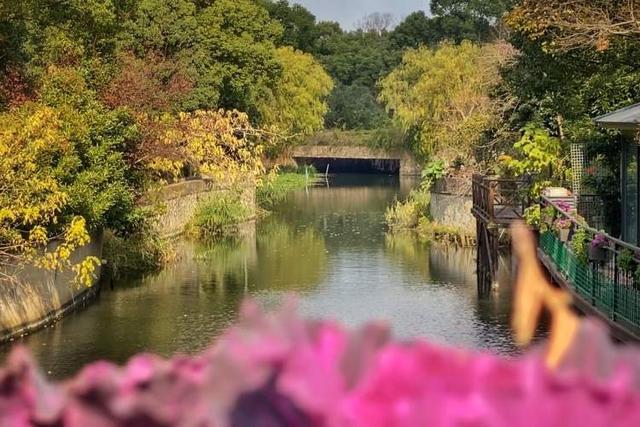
416,217,476,247
385,189,474,246
187,193,252,239
257,165,319,209
102,229,175,279
385,190,431,231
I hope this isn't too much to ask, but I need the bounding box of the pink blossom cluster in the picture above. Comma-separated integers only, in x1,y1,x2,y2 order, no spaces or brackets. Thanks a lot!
2,300,640,427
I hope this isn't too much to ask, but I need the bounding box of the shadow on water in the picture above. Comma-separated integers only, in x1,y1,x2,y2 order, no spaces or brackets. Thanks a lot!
2,174,528,379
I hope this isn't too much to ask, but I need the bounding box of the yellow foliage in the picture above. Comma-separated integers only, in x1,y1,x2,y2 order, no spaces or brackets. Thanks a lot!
139,110,267,185
257,47,333,138
0,105,96,287
379,41,514,162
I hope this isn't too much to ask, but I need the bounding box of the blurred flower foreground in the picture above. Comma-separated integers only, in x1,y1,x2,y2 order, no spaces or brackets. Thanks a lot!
1,300,640,427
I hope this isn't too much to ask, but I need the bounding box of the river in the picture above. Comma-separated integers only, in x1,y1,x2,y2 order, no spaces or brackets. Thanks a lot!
1,174,520,379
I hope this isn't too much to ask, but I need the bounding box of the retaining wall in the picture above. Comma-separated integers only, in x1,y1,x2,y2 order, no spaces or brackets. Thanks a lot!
0,233,103,343
429,179,476,236
0,179,256,343
150,179,256,239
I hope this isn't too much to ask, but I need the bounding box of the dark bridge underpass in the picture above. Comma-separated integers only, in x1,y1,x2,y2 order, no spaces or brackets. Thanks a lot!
295,157,401,174
290,145,421,177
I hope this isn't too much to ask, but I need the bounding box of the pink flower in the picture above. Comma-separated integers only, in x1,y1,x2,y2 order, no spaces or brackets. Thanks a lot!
2,301,640,427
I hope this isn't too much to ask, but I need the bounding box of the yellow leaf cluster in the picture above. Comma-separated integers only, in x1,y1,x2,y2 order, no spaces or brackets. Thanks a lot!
0,105,96,286
142,110,267,185
379,41,514,162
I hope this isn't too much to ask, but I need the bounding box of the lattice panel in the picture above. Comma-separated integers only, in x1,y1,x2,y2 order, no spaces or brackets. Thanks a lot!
570,143,585,195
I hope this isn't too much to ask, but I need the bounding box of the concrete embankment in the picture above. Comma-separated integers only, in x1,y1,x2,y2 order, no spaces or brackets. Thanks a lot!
0,179,256,343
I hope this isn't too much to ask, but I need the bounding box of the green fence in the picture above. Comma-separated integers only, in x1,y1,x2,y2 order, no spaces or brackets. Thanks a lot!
539,232,640,331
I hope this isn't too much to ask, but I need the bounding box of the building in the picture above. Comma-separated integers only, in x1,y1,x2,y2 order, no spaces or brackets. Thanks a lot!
595,103,640,245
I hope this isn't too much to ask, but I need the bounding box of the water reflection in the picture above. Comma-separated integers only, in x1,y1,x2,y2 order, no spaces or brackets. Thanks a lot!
2,174,522,379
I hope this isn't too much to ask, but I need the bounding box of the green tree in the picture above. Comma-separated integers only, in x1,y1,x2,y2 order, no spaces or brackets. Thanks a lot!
315,30,399,88
260,0,319,52
390,11,439,49
198,0,282,114
431,0,512,21
121,0,283,114
325,84,388,130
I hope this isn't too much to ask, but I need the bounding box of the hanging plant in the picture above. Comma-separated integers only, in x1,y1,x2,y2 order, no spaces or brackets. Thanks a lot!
619,249,636,274
570,228,590,265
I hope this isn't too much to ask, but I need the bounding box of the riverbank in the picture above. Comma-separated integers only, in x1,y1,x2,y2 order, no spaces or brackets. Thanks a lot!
385,179,476,246
257,166,320,210
1,174,520,379
0,179,257,344
0,233,104,345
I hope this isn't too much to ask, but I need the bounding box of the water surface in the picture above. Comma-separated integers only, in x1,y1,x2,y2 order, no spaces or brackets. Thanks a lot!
2,174,519,378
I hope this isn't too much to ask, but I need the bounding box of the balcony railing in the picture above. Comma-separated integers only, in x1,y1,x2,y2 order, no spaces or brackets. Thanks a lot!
539,196,640,338
471,175,531,226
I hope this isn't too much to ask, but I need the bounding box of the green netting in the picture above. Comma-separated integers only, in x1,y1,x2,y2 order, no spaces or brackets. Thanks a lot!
539,232,640,328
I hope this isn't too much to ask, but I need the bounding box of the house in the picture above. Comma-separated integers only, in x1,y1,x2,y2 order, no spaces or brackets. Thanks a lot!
595,103,640,245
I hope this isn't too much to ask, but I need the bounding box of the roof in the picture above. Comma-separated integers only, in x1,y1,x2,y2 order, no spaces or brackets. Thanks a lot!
594,102,640,130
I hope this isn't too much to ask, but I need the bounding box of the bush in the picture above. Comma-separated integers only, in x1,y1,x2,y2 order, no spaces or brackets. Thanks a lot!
416,217,475,246
188,194,252,239
385,190,431,231
102,229,174,278
570,227,590,265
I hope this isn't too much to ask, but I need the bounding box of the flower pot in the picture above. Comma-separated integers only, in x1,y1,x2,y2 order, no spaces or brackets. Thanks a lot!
558,228,570,242
589,245,606,262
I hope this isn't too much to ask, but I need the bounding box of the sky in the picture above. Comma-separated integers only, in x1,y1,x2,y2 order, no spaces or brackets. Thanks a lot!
293,0,429,30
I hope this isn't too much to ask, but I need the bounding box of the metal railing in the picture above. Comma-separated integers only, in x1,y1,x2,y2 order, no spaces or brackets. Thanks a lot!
472,175,530,226
540,196,640,335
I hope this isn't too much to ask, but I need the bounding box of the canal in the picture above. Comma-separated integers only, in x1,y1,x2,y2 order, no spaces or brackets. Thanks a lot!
1,174,519,379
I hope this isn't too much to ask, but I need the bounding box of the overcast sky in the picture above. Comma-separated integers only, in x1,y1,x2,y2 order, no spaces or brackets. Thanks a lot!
293,0,429,30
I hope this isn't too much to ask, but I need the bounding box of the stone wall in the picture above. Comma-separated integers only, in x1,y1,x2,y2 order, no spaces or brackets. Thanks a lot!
151,179,256,239
0,179,256,343
429,192,476,236
0,233,103,343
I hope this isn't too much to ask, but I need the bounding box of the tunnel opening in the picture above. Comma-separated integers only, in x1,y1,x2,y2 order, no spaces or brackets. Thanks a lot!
294,157,400,174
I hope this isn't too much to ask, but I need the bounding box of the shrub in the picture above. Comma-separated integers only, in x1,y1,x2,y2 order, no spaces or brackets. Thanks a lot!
188,194,251,239
102,229,174,278
416,217,475,246
385,190,431,231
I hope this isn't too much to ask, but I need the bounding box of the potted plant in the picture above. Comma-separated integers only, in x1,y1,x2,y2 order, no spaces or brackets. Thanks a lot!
554,217,572,242
589,233,607,262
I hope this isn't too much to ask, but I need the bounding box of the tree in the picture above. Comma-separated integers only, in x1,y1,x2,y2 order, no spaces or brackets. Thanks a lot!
257,46,333,137
390,11,439,49
325,84,387,130
356,13,395,35
122,0,283,115
0,102,134,286
431,0,513,21
101,51,193,113
138,110,267,183
379,41,514,161
497,0,640,234
315,30,400,88
506,0,640,52
260,0,319,52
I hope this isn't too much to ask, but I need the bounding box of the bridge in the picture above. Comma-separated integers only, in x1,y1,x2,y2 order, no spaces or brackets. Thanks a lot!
291,145,421,176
